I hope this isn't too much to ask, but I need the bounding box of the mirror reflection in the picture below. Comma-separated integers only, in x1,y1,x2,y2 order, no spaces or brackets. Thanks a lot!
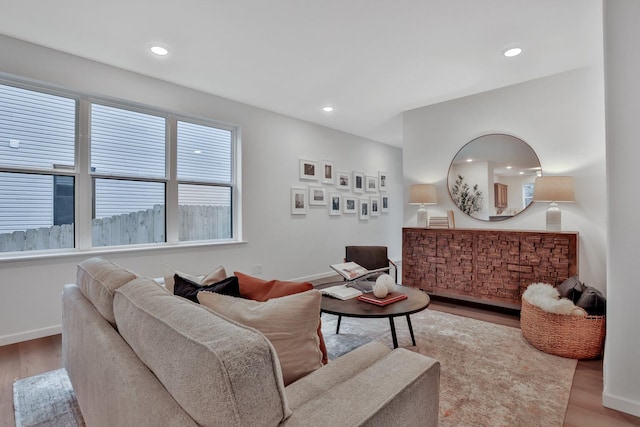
447,134,541,222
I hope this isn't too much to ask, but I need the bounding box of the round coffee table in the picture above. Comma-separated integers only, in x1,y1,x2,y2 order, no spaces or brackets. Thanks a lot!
317,282,430,348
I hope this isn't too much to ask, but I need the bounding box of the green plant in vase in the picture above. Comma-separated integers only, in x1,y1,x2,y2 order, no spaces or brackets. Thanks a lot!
451,175,483,215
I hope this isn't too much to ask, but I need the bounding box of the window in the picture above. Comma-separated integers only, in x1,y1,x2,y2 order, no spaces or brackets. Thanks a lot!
0,83,76,252
523,182,534,208
90,104,167,247
0,79,238,255
53,175,74,226
177,121,233,241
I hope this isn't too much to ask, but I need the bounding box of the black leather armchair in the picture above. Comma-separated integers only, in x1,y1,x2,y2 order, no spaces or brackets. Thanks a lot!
345,245,397,283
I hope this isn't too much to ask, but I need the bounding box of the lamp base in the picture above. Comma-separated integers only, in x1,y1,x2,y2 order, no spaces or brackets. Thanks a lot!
546,202,561,231
417,204,428,228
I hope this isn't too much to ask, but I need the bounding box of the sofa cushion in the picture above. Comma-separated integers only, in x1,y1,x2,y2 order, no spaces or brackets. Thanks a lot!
235,271,312,300
235,272,328,365
557,275,584,304
114,277,291,426
575,286,607,316
198,290,323,386
163,265,227,293
173,274,241,303
76,257,137,325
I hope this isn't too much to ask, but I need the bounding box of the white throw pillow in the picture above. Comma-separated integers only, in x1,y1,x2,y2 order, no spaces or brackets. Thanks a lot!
198,290,323,385
163,265,227,293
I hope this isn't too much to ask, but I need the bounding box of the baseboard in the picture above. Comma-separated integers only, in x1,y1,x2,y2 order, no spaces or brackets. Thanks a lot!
0,324,62,346
603,391,640,417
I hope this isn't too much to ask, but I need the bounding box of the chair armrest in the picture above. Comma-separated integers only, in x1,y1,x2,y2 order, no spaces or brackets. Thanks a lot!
282,348,440,427
388,259,398,283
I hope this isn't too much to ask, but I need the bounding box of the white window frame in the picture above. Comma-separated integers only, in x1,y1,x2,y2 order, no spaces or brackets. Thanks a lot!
0,76,241,259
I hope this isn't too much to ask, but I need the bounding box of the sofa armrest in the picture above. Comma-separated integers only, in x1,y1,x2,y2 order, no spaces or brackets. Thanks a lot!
285,341,391,410
282,347,440,427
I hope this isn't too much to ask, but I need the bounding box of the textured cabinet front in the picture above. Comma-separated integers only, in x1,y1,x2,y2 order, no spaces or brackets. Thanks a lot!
475,232,520,303
435,231,474,294
402,228,578,308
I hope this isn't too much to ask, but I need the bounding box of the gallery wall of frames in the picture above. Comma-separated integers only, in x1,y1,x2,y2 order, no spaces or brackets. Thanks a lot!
291,159,389,220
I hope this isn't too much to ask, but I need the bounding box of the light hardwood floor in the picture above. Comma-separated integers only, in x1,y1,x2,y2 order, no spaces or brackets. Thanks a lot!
1,298,638,427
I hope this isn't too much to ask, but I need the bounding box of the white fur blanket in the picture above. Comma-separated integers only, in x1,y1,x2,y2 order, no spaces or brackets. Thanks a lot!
522,283,587,316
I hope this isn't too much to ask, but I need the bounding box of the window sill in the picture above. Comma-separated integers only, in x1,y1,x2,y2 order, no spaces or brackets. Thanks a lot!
0,239,247,264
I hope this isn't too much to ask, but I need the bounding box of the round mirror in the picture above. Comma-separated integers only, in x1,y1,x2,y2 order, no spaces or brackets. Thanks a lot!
447,134,541,221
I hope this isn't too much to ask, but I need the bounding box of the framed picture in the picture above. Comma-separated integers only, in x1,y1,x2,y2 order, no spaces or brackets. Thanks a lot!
299,159,318,180
379,171,388,191
291,187,307,214
343,196,357,214
353,171,364,193
329,193,342,215
370,196,380,216
321,160,335,185
365,176,378,193
336,171,351,190
381,194,390,213
359,198,369,220
308,185,327,205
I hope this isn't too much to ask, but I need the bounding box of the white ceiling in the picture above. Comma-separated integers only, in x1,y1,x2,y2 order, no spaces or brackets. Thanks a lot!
0,0,602,146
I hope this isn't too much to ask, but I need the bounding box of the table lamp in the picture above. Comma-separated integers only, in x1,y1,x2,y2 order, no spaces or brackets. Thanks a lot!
532,176,575,231
409,184,437,227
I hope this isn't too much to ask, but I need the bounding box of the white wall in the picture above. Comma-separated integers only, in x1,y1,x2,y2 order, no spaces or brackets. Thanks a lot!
0,35,404,345
403,66,607,290
603,0,640,417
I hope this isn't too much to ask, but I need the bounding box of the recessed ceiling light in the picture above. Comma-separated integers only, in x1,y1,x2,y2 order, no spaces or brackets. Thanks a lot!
322,106,334,113
503,47,522,58
519,171,524,175
194,150,202,154
150,45,169,56
506,166,512,169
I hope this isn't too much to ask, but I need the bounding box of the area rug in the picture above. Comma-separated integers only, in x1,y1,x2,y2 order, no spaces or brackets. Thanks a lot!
13,311,576,427
321,309,578,427
13,368,85,427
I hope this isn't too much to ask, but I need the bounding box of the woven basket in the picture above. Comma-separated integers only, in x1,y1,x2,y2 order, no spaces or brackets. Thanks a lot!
520,298,606,359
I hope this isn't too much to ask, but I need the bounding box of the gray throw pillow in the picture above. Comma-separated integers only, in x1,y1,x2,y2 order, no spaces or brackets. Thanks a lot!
557,275,584,304
575,286,606,316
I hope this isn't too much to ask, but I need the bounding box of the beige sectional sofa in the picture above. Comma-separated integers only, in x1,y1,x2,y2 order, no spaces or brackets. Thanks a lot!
62,257,440,426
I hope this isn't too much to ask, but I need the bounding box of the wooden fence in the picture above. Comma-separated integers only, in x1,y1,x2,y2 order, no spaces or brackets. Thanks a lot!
0,205,231,252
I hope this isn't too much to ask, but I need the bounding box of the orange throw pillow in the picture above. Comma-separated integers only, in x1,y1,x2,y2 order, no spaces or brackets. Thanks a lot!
235,271,328,365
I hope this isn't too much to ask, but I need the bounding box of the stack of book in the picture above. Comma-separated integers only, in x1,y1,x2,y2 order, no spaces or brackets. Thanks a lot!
427,216,449,228
428,210,455,229
356,292,407,306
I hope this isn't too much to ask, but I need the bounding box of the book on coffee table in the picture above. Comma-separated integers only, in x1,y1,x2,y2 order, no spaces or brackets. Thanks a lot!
356,291,408,306
330,262,388,281
319,284,363,300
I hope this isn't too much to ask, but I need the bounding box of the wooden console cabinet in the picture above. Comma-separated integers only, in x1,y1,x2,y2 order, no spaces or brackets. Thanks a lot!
402,228,578,309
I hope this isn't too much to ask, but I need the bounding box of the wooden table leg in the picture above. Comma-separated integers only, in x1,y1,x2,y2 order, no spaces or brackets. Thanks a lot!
336,315,342,334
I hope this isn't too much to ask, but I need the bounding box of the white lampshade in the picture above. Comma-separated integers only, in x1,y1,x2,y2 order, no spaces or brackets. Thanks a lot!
409,184,437,205
532,177,575,202
533,176,575,231
409,184,437,227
